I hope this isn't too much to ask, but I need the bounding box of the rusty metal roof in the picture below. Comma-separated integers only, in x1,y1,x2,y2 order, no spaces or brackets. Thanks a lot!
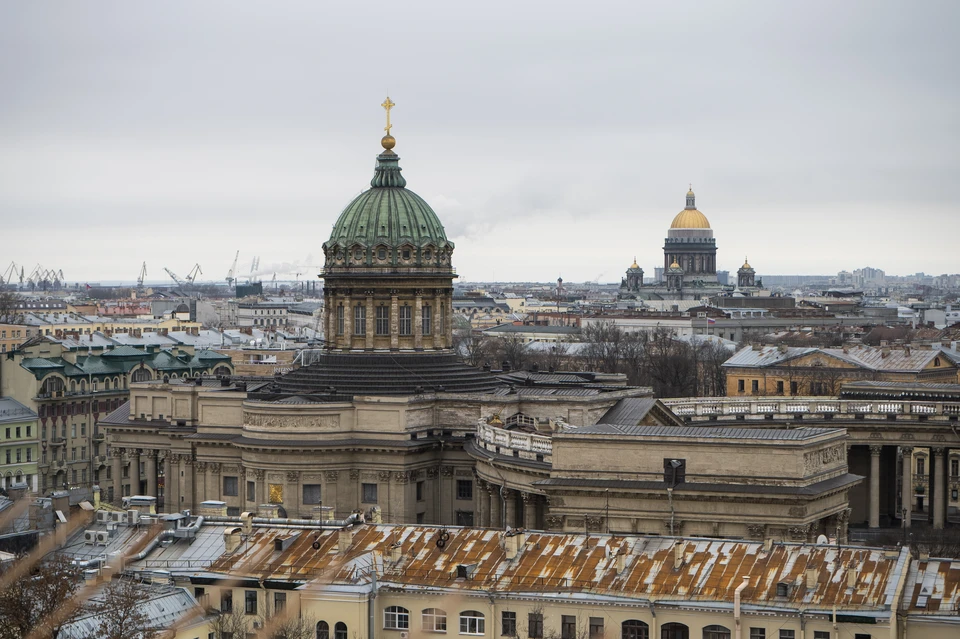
904,558,960,616
205,524,905,611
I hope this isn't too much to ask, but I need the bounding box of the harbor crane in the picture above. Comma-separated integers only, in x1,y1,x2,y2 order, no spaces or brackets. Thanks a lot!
136,262,147,289
185,263,202,284
225,251,240,287
163,267,185,287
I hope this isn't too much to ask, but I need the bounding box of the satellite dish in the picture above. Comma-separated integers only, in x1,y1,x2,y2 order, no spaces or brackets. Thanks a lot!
816,534,829,545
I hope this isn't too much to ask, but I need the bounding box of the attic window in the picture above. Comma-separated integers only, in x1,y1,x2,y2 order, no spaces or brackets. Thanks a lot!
402,249,411,260
776,582,790,597
424,249,432,261
378,248,386,260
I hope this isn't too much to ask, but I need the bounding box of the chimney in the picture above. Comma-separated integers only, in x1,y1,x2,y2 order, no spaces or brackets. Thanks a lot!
223,527,242,554
752,343,762,351
240,512,254,535
368,506,383,524
777,344,787,353
805,568,818,589
338,528,354,554
389,541,402,563
846,564,857,589
673,541,684,570
881,347,890,358
199,500,228,517
616,550,627,574
504,529,526,560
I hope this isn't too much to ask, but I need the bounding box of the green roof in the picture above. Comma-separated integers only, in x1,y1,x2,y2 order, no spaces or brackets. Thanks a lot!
323,150,453,267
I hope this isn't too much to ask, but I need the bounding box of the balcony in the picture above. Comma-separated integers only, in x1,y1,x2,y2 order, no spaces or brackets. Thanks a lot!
50,460,67,473
92,432,106,443
94,455,108,468
50,437,67,447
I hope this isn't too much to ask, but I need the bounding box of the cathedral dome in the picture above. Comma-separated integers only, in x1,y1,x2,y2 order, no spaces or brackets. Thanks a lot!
669,187,711,229
323,142,454,268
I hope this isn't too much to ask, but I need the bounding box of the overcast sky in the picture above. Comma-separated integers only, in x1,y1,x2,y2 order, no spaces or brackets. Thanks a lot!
1,1,957,285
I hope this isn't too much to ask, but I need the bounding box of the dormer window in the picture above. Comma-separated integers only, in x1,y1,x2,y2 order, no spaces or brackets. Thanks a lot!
378,248,387,260
402,249,411,260
424,249,432,261
354,249,363,261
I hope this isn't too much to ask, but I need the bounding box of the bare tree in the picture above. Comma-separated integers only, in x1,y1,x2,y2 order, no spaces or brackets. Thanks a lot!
89,578,156,639
0,554,83,639
210,608,249,639
263,613,317,639
0,291,22,324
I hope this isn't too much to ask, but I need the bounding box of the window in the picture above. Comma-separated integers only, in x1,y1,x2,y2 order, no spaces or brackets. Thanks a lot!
336,305,345,335
402,249,411,260
423,608,448,632
751,379,759,393
776,381,784,394
303,484,322,505
501,612,516,637
952,459,959,476
376,306,390,335
455,511,474,527
561,616,576,639
223,476,239,496
317,621,330,639
26,425,31,437
457,479,473,500
80,423,86,436
460,611,485,635
589,617,604,639
621,620,649,639
195,587,205,598
385,606,410,630
422,304,432,335
245,590,257,615
26,449,31,462
779,631,795,639
704,626,731,639
663,458,687,485
399,306,412,335
790,381,798,395
738,379,745,392
853,635,871,639
16,449,22,463
354,304,366,336
378,248,387,260
813,632,830,639
221,590,233,612
528,613,543,639
71,447,76,461
917,457,925,475
776,582,790,597
335,622,348,639
247,480,256,502
362,483,378,503
749,631,765,639
274,592,286,614
416,481,424,501
15,427,20,438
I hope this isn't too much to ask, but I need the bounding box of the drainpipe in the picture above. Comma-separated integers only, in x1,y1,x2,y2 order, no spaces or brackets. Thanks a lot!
368,566,378,639
734,576,749,639
649,601,657,639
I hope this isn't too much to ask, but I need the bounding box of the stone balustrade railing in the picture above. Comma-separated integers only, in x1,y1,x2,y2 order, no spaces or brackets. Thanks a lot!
475,421,553,461
661,397,960,419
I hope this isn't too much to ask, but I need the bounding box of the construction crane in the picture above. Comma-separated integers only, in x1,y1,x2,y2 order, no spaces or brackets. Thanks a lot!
225,251,240,287
137,262,147,289
1,261,19,288
185,264,202,284
164,267,185,287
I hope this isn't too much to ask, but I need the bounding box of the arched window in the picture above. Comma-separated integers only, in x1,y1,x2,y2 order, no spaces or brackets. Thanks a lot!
80,380,86,392
316,621,329,639
131,368,152,383
661,624,689,639
422,609,447,632
702,626,730,639
935,357,941,367
621,620,649,639
384,606,409,630
459,611,485,635
104,379,110,390
214,365,231,377
70,380,76,392
40,377,64,396
334,622,347,639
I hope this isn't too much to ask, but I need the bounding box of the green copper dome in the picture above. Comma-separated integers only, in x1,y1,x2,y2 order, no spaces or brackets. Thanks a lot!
323,150,454,269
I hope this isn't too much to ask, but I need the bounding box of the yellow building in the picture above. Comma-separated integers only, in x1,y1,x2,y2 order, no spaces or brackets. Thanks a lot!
723,343,960,397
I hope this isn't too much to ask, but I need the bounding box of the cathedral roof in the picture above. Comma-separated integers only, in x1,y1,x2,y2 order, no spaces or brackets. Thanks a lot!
670,187,711,229
324,150,452,252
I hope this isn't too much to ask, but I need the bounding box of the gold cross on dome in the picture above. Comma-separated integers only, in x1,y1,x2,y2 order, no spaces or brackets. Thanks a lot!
381,96,395,134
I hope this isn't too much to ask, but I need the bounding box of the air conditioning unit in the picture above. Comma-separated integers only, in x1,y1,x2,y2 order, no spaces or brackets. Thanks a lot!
111,511,129,524
127,509,140,526
83,530,97,545
400,632,409,639
95,531,110,545
252,621,263,630
96,510,110,523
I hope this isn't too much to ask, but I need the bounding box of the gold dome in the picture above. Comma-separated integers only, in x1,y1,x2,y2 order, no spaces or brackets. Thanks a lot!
670,208,711,229
630,257,639,269
741,256,752,269
670,259,681,269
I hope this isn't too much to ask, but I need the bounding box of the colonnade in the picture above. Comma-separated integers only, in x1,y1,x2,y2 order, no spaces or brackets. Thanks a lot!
475,479,543,529
865,444,956,529
110,447,164,507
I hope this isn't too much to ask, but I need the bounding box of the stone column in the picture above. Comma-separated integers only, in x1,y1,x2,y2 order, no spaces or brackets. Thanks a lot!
489,484,502,529
194,462,207,503
111,448,124,505
901,446,913,528
390,292,399,350
183,458,194,510
145,450,158,500
209,463,221,500
476,480,486,528
503,489,516,529
433,292,442,349
523,492,537,529
254,469,265,506
166,454,179,511
365,295,374,350
869,445,882,528
344,297,353,350
285,471,301,517
933,447,946,529
413,291,423,350
129,448,142,495
325,294,336,350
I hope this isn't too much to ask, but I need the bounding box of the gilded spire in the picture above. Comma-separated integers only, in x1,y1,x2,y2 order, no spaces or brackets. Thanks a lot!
381,96,397,151
685,185,696,210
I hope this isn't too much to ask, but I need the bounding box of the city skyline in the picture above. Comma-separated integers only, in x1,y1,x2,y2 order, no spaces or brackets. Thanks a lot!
2,1,958,282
